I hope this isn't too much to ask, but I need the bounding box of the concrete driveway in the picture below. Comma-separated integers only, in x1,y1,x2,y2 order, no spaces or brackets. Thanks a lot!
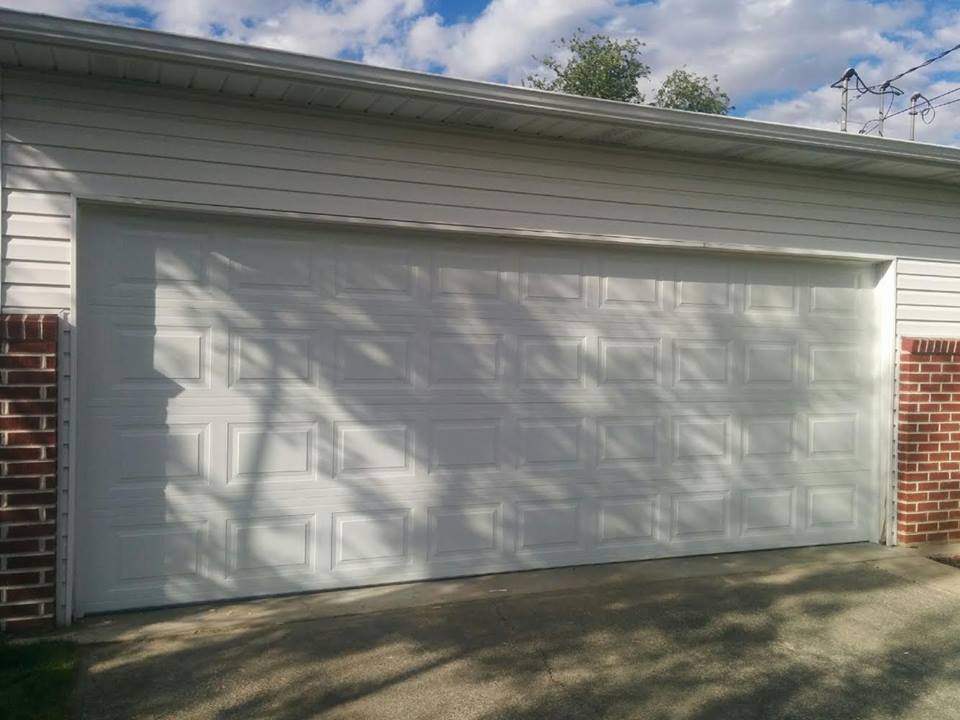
66,544,960,719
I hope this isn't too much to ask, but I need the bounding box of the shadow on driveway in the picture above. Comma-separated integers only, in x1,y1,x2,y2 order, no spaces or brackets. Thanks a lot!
72,549,960,719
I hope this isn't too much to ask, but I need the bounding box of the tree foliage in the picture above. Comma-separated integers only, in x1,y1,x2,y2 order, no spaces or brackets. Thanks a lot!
525,33,650,104
525,32,732,115
654,68,732,115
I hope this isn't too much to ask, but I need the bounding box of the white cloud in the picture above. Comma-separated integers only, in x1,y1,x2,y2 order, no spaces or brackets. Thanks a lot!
4,0,960,145
403,0,608,81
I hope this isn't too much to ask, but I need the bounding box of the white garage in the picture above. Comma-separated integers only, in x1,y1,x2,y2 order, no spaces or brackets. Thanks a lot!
17,10,960,626
74,208,879,612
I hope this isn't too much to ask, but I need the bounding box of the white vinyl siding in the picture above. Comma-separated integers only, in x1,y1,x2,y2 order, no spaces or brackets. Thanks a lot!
897,259,960,337
4,69,960,319
3,189,72,311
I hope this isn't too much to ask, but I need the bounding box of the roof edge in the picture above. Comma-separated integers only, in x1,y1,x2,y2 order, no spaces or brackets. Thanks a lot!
3,8,960,173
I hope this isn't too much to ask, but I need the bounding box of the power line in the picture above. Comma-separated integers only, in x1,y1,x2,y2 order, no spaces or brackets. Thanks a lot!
926,86,960,104
832,56,960,138
931,95,960,111
831,68,896,99
880,42,960,88
860,85,960,128
859,89,898,135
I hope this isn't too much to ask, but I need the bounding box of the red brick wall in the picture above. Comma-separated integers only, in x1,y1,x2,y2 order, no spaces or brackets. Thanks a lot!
0,314,59,632
898,337,960,545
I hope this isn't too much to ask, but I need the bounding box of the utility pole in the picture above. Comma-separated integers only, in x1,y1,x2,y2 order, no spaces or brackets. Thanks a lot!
835,67,856,132
878,82,888,136
909,92,922,141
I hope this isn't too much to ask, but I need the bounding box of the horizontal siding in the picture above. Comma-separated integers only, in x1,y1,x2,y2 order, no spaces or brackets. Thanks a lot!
897,259,960,337
2,184,71,311
3,68,960,335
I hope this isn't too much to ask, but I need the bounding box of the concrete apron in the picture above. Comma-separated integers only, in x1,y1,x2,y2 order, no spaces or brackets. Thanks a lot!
59,543,942,645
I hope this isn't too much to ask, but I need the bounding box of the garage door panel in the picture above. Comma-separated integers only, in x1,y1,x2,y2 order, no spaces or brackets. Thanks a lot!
88,320,871,400
104,302,869,335
79,471,871,612
227,421,321,485
86,224,872,325
84,399,873,501
77,210,879,612
430,248,515,305
228,329,316,386
85,467,870,515
674,263,736,313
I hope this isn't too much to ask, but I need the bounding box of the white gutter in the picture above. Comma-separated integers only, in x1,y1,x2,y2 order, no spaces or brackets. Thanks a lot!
1,9,960,175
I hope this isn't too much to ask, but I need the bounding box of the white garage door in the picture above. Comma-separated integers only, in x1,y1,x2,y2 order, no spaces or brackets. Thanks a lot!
76,208,880,613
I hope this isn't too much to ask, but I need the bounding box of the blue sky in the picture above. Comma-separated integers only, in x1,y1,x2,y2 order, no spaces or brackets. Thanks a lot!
7,0,960,145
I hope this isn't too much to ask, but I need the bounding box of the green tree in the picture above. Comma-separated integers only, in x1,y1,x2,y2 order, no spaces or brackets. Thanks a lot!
654,68,732,114
525,32,732,115
525,32,650,104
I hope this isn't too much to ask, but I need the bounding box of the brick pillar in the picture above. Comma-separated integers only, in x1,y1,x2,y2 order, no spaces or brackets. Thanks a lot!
0,314,59,632
898,337,960,545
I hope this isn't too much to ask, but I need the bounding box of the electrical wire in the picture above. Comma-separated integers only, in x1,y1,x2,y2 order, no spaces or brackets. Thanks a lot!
837,40,960,109
925,86,960,103
859,89,899,135
833,62,960,137
880,42,960,88
859,85,960,131
931,95,960,110
830,68,894,99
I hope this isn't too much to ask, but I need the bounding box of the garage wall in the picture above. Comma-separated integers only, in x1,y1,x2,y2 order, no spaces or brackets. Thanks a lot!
897,260,960,338
4,69,960,331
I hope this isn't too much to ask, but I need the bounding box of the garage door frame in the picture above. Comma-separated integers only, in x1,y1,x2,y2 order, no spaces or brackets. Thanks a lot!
63,197,899,621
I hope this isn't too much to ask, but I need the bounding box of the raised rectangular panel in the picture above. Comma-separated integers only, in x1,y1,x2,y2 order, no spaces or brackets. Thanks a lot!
809,414,858,457
230,331,311,384
742,489,795,535
520,255,584,303
517,501,581,551
431,419,501,472
743,416,794,458
745,342,796,384
333,509,410,568
675,266,731,311
599,338,659,385
335,421,414,477
518,419,582,469
600,260,659,306
229,422,318,483
810,270,859,316
597,418,659,467
598,497,657,545
674,341,730,386
428,505,499,559
809,345,859,384
118,424,208,485
116,522,203,582
807,485,856,528
230,244,312,289
121,240,207,286
227,515,315,576
336,245,412,298
433,250,503,301
674,417,729,461
336,333,412,387
429,334,500,387
745,268,798,313
118,326,208,386
518,336,584,386
672,493,729,539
